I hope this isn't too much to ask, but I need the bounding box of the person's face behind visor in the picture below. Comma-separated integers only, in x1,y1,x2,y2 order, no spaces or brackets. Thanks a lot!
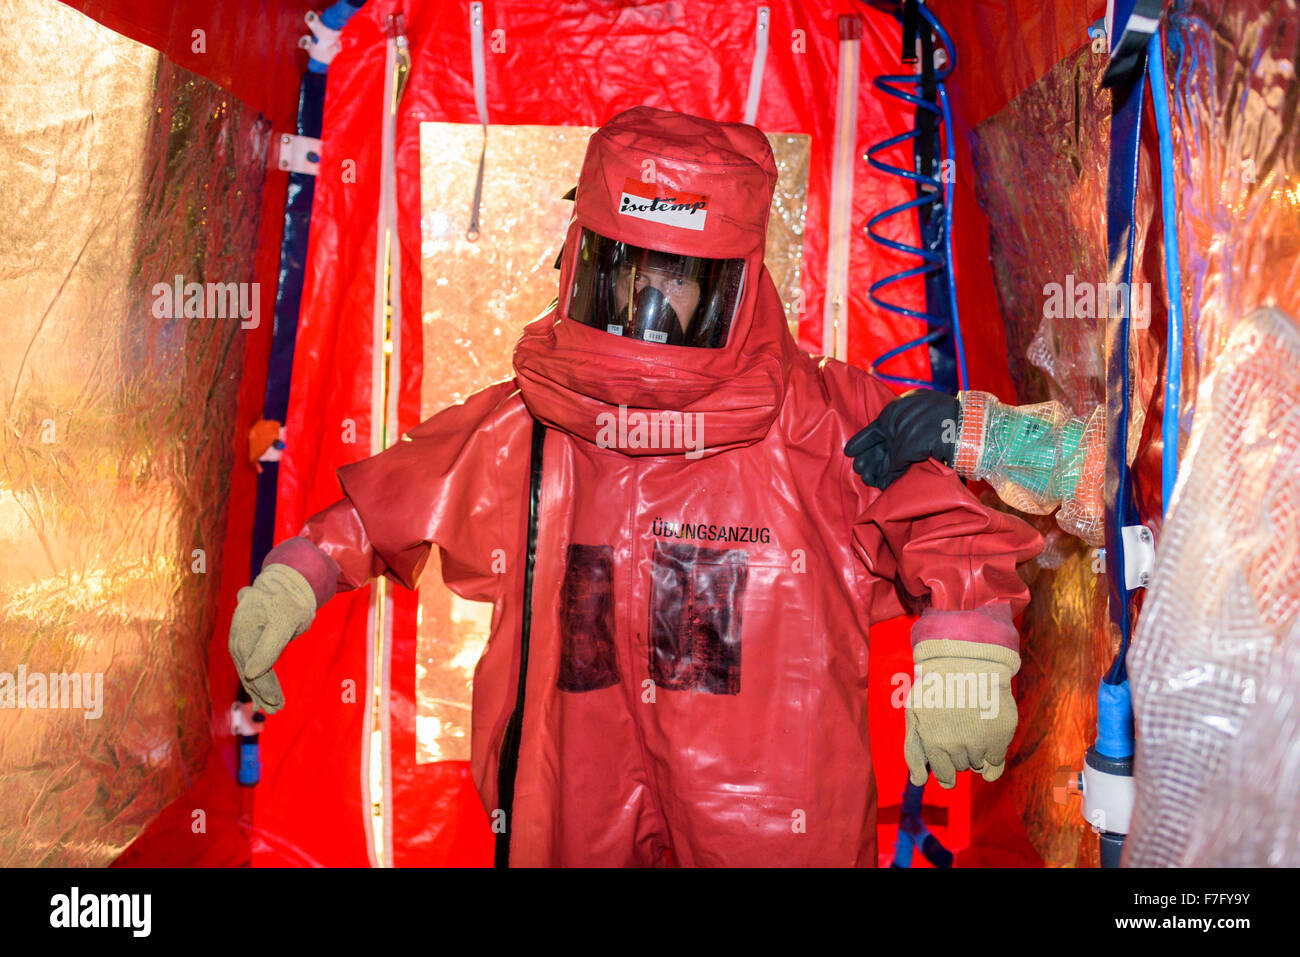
566,228,745,349
612,262,702,339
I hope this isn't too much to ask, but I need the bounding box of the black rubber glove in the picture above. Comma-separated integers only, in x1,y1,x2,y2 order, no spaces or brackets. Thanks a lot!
844,389,960,490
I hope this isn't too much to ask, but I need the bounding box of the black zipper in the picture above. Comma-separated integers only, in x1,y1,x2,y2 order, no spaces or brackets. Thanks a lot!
494,418,547,868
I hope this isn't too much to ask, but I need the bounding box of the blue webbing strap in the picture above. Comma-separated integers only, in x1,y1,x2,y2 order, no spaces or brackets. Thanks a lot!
250,70,329,579
1102,28,1148,685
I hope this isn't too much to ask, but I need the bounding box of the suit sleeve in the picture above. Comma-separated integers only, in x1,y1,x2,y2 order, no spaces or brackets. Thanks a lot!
853,458,1043,618
270,380,528,605
841,366,1043,629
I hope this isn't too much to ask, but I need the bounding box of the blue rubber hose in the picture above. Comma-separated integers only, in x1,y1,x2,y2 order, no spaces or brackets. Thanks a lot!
1148,28,1184,514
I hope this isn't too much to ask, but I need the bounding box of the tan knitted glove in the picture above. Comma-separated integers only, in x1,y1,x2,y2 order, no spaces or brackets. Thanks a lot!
228,563,318,714
903,639,1020,788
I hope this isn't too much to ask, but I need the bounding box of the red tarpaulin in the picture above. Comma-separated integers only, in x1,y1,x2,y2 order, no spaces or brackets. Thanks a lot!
87,0,1105,868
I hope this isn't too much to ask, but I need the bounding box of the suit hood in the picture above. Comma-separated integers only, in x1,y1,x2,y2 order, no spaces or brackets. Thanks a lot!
513,106,797,457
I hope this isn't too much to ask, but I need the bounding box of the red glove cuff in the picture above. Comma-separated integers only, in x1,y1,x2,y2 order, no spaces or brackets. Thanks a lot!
910,603,1019,653
261,536,342,611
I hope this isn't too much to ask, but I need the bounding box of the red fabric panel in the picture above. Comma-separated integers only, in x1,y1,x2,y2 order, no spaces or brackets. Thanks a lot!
365,0,926,370
931,0,1107,129
955,772,1046,867
255,13,391,866
59,0,313,123
946,75,1019,400
263,0,937,867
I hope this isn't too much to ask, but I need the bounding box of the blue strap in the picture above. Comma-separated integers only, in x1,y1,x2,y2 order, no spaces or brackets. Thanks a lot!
1096,679,1135,759
892,828,916,868
250,70,329,579
1102,40,1148,685
891,779,953,868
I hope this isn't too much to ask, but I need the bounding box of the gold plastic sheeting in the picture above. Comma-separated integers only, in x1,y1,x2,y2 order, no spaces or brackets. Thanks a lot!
766,134,811,334
415,123,809,762
1010,532,1111,869
0,0,267,865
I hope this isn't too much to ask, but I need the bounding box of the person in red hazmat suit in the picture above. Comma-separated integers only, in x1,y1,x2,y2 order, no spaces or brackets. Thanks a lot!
229,105,1043,867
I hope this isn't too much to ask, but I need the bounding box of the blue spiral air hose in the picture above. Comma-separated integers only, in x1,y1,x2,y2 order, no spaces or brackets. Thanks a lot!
864,1,968,392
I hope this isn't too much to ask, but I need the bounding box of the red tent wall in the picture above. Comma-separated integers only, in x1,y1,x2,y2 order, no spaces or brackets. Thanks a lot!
92,0,1100,868
267,0,944,868
65,0,312,123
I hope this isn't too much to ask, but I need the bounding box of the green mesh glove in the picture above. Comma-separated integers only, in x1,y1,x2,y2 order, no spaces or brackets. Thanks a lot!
904,639,1020,788
229,563,318,714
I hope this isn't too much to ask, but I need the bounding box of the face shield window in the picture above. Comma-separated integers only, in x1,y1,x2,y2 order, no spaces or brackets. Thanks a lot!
566,229,745,348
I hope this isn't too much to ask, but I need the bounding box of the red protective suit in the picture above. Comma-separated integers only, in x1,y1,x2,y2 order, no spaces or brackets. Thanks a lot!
274,107,1041,866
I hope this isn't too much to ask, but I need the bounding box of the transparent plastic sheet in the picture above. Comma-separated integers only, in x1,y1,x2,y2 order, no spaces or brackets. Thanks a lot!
414,124,809,763
0,0,266,865
1126,308,1300,867
955,391,1106,546
1191,625,1300,866
1164,1,1300,409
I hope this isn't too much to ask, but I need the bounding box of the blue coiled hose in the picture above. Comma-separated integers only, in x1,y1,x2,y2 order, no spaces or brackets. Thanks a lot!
864,2,968,391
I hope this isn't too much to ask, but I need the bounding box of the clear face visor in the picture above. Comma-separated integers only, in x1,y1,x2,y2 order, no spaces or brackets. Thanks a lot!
566,229,745,349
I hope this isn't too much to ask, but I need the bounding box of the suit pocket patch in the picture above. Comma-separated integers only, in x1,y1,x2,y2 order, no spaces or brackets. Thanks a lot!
557,544,620,692
649,541,748,695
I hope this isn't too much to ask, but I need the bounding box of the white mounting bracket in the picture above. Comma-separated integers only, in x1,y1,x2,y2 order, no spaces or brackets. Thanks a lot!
277,133,322,176
299,9,343,66
1121,524,1155,589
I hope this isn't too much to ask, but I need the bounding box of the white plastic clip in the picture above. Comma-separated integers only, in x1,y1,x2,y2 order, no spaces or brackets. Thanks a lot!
277,133,323,175
231,701,258,736
299,9,343,66
1121,524,1155,589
